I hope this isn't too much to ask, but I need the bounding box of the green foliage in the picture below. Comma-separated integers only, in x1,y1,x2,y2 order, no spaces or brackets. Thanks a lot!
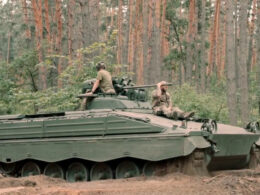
169,84,229,123
12,87,79,114
0,62,16,114
60,31,118,87
10,50,39,91
165,1,188,71
248,67,260,121
0,31,122,115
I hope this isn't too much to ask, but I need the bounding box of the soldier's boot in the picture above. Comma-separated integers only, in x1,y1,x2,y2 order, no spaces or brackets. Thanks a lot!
170,111,179,120
183,111,195,119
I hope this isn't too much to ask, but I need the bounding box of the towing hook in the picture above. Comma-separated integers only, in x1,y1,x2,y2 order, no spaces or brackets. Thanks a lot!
201,119,218,133
245,121,260,133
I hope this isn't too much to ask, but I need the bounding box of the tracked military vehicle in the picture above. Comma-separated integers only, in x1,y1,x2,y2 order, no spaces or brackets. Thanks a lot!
0,78,259,182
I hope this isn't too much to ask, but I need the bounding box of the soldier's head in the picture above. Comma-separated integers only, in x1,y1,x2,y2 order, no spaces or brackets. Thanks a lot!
96,61,106,71
160,81,168,92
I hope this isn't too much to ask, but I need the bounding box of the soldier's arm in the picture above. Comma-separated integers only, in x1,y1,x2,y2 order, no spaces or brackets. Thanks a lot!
155,81,167,97
86,72,102,94
91,79,100,93
155,82,162,98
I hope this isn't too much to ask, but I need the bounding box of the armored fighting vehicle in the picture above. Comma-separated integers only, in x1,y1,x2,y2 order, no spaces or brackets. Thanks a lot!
0,78,259,182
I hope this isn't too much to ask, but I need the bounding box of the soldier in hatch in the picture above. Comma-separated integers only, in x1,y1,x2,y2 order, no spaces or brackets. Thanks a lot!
152,81,194,120
86,61,115,95
81,62,115,110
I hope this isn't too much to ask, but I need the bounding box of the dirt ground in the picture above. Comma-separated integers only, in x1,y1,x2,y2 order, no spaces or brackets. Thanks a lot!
0,168,260,195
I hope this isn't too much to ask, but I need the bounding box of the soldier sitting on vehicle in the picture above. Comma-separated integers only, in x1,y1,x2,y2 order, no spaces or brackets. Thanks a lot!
152,81,194,120
80,62,116,110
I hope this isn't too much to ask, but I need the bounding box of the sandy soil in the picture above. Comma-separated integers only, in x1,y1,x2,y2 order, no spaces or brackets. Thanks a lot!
0,168,260,195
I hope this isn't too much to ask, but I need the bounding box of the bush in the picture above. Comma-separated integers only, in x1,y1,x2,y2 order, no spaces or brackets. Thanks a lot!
168,84,229,123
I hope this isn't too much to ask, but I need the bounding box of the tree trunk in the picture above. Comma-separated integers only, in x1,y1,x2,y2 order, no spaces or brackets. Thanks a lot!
200,0,206,93
247,0,257,72
127,0,134,72
186,0,196,83
7,31,11,64
160,0,170,82
133,0,143,84
149,0,161,83
208,0,220,76
225,0,237,125
195,0,200,91
84,0,100,46
137,0,144,84
122,0,129,65
31,0,46,89
117,0,123,64
220,1,227,78
21,0,31,45
142,0,149,84
55,0,63,88
147,0,153,84
257,0,260,115
44,0,52,53
79,0,87,47
235,0,239,89
68,0,75,62
238,0,250,125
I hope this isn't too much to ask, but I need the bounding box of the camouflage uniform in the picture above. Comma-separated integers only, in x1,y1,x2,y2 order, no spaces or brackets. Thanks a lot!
152,90,186,119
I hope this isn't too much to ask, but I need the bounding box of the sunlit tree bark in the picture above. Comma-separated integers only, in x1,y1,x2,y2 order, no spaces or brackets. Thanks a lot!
142,0,149,84
127,0,134,72
208,0,220,76
21,0,31,41
238,0,250,124
68,0,75,61
186,0,196,83
117,0,123,64
200,0,206,93
225,0,237,125
256,0,260,115
149,0,161,83
55,0,63,88
247,0,257,71
44,0,51,53
220,4,226,79
31,0,47,89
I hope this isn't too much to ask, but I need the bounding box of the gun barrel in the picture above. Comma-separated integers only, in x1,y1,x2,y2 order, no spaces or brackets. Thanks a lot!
123,83,173,89
77,94,98,98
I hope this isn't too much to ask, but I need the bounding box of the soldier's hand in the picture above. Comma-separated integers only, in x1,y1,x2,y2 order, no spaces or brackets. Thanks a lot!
85,92,93,95
157,81,167,87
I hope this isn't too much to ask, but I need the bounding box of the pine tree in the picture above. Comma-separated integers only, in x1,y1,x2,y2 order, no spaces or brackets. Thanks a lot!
225,0,237,125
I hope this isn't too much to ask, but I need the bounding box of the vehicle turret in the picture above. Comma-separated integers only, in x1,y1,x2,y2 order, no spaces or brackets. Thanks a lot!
79,77,172,110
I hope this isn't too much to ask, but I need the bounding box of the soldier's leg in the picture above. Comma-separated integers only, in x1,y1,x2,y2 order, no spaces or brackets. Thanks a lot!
80,97,94,111
80,97,87,111
172,107,194,119
152,106,164,116
161,106,177,119
172,107,185,119
105,89,116,94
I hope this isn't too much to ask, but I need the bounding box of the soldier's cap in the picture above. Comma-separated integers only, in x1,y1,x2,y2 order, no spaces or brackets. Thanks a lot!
96,61,106,70
160,81,168,86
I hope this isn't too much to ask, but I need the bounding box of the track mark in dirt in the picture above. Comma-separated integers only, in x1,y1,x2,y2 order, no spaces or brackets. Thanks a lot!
0,169,259,195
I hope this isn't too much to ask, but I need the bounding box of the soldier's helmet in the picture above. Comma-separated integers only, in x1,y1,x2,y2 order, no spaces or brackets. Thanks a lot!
96,61,106,71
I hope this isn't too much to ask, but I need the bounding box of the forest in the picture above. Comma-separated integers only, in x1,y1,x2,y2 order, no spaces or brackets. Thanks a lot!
0,0,259,126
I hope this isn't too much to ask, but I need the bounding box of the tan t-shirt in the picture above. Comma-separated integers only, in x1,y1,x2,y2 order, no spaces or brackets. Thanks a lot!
96,69,115,93
151,89,171,108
